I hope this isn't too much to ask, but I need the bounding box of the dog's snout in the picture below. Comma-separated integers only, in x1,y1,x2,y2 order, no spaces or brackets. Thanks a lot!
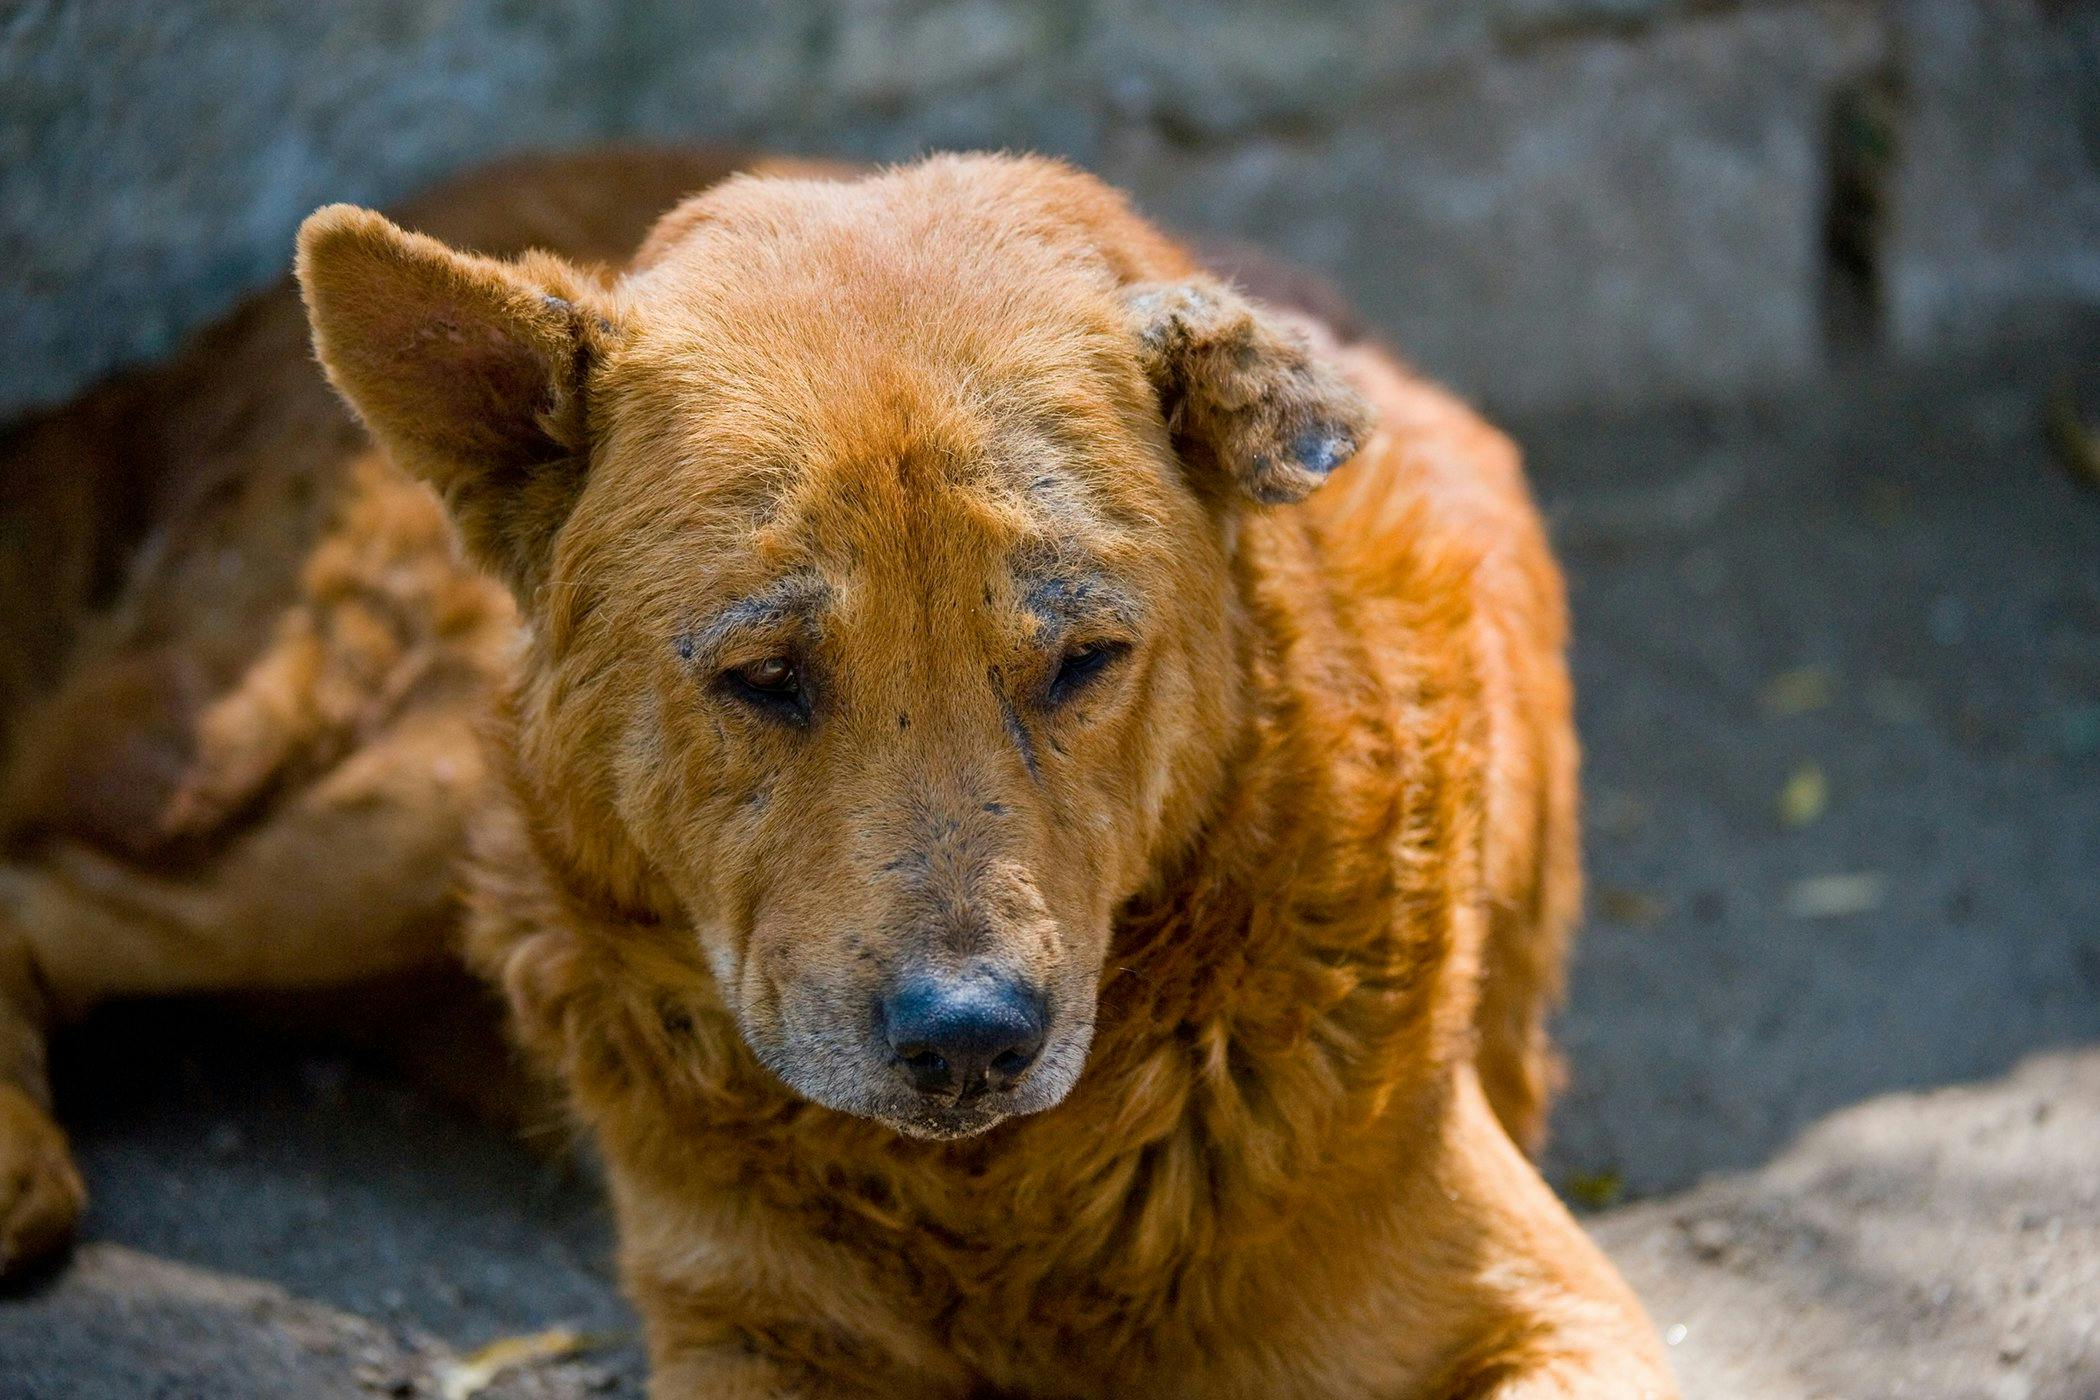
881,974,1047,1101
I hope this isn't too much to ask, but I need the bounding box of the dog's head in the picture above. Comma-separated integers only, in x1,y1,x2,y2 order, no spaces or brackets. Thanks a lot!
299,155,1370,1139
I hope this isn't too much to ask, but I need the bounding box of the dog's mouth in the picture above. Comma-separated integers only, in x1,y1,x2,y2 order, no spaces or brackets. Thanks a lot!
874,1096,1020,1141
748,1012,1096,1139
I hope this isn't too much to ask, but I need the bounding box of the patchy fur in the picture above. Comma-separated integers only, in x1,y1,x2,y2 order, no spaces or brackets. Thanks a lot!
0,148,1669,1395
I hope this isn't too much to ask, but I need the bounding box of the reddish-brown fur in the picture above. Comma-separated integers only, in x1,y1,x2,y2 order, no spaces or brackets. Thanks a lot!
0,149,1669,1395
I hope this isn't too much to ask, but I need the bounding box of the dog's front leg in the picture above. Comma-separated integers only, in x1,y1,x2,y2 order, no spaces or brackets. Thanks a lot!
1408,1071,1678,1400
630,1265,975,1400
1444,1350,1676,1399
0,885,84,1276
647,1334,978,1400
649,1349,955,1400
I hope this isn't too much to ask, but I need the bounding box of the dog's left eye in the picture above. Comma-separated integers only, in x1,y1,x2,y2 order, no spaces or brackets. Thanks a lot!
1046,641,1128,707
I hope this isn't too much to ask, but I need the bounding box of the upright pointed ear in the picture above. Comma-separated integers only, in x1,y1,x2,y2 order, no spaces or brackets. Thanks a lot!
296,205,623,597
1125,277,1375,505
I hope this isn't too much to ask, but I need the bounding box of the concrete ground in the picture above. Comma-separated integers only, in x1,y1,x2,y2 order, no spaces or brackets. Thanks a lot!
3,326,2096,1398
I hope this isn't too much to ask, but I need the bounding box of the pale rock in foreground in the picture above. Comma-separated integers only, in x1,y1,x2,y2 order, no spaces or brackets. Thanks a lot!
1597,1051,2100,1400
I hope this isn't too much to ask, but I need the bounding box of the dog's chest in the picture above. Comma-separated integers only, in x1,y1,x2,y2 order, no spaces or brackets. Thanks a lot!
798,1087,1346,1386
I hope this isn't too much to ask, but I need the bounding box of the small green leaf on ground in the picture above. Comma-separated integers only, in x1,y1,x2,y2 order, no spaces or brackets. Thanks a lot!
2045,384,2100,491
1760,667,1835,716
1778,763,1828,827
1786,872,1887,920
1565,1171,1624,1210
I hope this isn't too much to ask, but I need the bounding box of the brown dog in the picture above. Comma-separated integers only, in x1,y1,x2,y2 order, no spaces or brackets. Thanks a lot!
0,149,1671,1395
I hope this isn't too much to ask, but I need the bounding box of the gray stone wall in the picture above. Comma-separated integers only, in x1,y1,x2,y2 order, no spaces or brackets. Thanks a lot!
3,0,2096,423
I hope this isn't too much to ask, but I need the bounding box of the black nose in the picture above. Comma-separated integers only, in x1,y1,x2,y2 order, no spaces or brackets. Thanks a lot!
881,974,1047,1101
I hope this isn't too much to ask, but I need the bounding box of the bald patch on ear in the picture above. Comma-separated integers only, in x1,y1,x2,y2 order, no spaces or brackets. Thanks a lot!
1126,278,1375,506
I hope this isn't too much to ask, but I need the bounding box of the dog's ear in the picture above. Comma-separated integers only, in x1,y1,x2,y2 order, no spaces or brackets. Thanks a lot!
1124,278,1374,506
296,205,623,598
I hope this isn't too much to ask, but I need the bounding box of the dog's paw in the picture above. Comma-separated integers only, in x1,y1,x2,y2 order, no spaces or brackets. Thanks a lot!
0,1082,85,1278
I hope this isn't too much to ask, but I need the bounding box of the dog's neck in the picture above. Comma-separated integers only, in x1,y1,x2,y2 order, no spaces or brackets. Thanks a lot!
1084,506,1477,1139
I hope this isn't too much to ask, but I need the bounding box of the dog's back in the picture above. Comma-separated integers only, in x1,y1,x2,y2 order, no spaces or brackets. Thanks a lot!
0,148,750,847
1310,335,1580,1153
0,149,752,1273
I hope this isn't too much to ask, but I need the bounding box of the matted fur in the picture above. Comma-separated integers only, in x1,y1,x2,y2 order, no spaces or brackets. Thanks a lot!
0,149,1670,1395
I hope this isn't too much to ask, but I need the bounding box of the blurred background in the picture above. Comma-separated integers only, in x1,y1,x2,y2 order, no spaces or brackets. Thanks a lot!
3,3,2097,1397
6,0,2098,421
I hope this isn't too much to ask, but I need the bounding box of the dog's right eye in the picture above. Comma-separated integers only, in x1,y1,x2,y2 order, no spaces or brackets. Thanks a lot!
1046,640,1129,708
735,656,796,692
720,656,809,725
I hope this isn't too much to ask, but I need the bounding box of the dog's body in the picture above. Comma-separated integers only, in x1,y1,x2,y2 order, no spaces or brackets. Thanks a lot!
0,150,1670,1395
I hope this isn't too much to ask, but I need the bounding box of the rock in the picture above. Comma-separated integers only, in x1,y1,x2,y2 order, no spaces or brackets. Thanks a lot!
0,1243,617,1398
1114,4,1885,413
0,1243,446,1398
0,0,610,422
1594,1051,2100,1399
5,1,2098,422
1883,0,2100,351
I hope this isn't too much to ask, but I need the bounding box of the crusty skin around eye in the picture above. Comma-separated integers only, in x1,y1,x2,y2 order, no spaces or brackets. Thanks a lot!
1044,639,1129,707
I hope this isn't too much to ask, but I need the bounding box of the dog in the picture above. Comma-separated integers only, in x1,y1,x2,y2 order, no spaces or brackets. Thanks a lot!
0,147,1672,1395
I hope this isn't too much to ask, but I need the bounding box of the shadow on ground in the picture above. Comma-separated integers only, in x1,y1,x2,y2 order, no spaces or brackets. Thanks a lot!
1533,319,2100,1200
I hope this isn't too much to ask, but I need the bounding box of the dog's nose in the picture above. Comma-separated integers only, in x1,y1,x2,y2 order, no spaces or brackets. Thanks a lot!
881,974,1047,1101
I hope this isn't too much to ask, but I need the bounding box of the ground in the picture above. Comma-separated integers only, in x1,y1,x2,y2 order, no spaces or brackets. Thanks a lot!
3,325,2096,1398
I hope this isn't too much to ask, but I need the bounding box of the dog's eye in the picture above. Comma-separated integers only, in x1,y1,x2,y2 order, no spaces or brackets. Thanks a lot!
1047,641,1128,707
737,657,797,693
722,655,808,724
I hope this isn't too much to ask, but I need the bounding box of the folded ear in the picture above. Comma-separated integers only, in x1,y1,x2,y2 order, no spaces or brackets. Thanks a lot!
296,205,623,597
1125,278,1375,505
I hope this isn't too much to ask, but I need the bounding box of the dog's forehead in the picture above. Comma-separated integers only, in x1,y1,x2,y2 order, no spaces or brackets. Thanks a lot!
763,418,1154,603
608,293,1173,554
593,171,1190,626
587,330,1176,637
618,167,1149,422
